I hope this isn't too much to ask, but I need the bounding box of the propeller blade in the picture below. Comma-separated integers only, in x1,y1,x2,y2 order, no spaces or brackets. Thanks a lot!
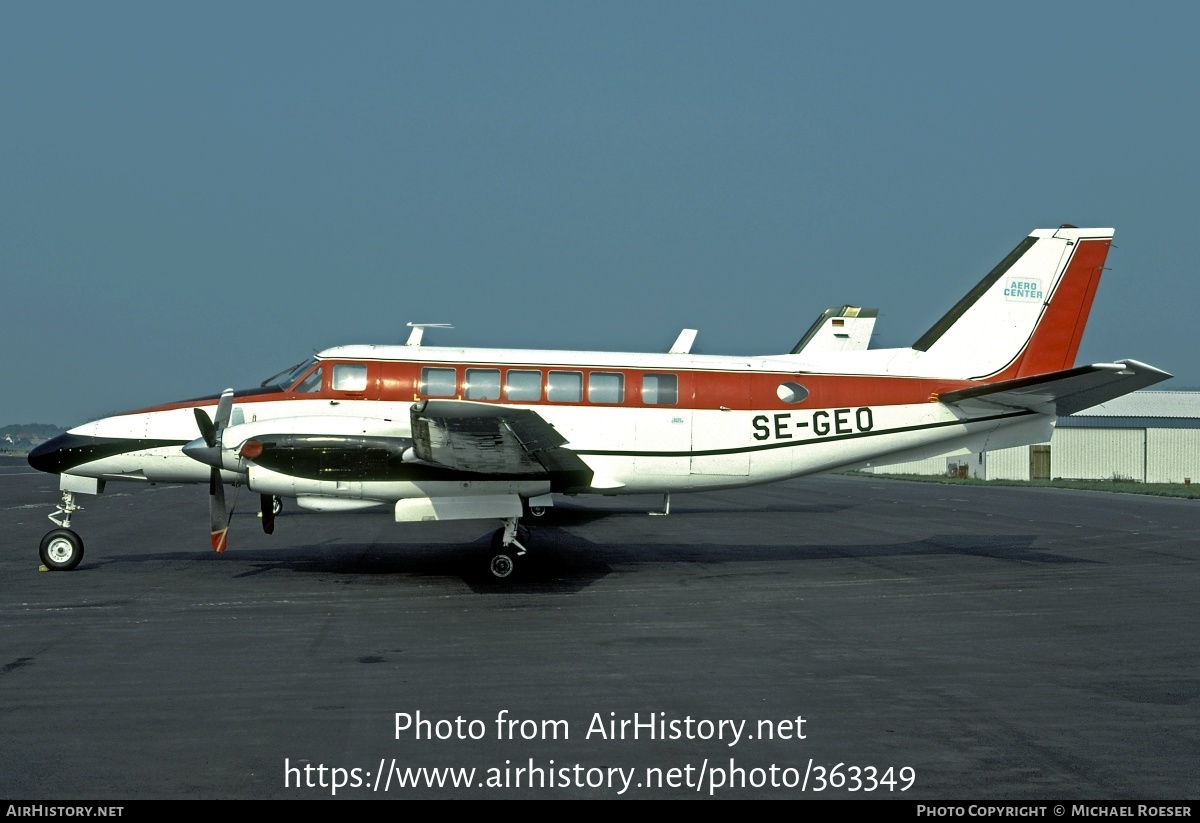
209,468,229,552
260,494,275,535
214,388,234,432
194,408,217,448
200,389,238,553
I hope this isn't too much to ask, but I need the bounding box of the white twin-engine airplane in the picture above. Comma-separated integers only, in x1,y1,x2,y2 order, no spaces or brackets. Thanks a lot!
29,226,1169,578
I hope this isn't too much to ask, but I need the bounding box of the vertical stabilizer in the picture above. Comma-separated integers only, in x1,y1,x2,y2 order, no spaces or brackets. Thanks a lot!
913,227,1112,380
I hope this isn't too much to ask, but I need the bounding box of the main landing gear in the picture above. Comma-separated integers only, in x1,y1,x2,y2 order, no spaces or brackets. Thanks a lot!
487,517,531,580
39,490,84,571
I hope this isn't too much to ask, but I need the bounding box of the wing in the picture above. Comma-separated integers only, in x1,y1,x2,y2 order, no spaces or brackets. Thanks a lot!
410,400,594,487
938,359,1171,416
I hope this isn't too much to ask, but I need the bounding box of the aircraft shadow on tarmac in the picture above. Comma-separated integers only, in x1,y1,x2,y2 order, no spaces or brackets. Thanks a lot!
90,524,1098,595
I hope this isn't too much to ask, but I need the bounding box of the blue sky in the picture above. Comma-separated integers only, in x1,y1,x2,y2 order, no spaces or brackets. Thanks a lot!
3,1,1197,426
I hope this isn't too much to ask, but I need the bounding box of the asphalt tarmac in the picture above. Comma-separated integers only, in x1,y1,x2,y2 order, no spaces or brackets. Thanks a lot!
1,455,1197,800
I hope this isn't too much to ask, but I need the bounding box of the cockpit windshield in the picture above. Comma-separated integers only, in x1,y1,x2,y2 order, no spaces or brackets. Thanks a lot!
259,357,318,390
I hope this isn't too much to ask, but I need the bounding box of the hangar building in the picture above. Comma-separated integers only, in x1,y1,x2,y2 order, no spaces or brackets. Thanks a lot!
870,391,1200,484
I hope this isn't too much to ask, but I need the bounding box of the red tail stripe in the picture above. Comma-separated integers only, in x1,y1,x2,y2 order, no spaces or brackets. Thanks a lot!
986,237,1111,381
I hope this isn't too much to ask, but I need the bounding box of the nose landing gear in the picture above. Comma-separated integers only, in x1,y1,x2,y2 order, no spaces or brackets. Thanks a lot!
40,490,84,571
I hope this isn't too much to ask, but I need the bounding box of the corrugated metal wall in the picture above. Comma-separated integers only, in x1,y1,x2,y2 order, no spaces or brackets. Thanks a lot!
861,404,1200,484
1050,428,1146,481
984,446,1030,480
871,430,1198,485
870,455,948,475
1145,429,1200,484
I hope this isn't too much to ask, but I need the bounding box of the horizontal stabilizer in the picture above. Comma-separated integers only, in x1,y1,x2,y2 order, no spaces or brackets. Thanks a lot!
938,360,1172,417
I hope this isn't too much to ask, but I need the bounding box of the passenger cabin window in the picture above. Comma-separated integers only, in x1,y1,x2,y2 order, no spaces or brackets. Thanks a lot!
465,368,501,401
546,371,583,402
294,365,324,393
505,369,542,402
420,367,457,397
588,372,624,404
642,373,678,405
332,363,368,392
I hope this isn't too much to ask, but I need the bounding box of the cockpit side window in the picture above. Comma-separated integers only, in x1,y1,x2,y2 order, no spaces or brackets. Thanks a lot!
332,363,368,392
293,365,325,393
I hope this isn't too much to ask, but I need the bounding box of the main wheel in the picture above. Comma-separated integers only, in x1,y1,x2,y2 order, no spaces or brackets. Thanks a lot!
487,527,517,579
40,528,84,571
527,505,547,518
489,552,515,579
272,496,284,516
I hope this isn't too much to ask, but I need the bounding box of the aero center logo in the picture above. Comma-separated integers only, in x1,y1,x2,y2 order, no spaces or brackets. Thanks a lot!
1003,278,1043,301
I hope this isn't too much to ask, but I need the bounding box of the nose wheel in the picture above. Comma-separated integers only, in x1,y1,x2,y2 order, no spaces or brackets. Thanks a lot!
39,490,85,571
40,528,84,571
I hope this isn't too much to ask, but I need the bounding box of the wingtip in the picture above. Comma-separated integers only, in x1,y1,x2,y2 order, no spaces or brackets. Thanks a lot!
1113,359,1173,380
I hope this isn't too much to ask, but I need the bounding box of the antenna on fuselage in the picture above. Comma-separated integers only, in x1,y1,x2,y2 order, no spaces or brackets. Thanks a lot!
405,323,454,346
669,329,698,354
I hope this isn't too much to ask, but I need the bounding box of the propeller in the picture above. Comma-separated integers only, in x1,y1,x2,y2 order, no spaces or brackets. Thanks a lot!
183,392,279,549
187,389,235,552
260,493,275,535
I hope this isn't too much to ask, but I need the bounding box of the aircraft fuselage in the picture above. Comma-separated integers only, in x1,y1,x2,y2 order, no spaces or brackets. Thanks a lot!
30,349,1036,500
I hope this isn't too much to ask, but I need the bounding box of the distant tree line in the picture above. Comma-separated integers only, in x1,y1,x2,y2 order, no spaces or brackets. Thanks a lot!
1,423,65,452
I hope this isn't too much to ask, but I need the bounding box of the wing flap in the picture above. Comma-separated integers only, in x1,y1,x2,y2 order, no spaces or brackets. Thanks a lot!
938,360,1171,416
410,400,594,485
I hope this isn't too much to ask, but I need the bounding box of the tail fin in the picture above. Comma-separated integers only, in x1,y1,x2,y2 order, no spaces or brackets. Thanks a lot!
913,226,1112,381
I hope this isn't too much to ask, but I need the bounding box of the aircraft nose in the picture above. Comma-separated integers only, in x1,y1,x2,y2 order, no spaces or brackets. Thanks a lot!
27,433,72,474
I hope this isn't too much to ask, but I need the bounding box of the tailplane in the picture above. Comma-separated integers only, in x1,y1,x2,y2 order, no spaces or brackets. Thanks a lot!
938,359,1171,417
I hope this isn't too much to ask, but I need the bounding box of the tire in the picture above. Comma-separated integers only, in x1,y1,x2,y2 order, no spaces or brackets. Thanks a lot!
487,528,516,579
489,552,515,579
40,528,84,571
527,505,547,518
272,496,284,516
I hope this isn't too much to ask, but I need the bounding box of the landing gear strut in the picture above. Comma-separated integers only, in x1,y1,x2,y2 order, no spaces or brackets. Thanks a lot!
488,517,530,579
40,490,84,571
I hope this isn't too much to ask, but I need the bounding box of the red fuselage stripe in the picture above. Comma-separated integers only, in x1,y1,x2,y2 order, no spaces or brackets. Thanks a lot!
124,369,980,416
